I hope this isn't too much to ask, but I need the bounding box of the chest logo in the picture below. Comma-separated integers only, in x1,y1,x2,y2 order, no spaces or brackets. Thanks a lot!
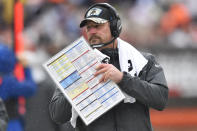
128,60,133,72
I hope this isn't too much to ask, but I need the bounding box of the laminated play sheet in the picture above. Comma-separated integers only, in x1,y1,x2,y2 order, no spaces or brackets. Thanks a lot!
43,36,125,125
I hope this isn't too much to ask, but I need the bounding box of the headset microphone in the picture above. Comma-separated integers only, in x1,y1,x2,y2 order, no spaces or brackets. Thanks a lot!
90,37,116,49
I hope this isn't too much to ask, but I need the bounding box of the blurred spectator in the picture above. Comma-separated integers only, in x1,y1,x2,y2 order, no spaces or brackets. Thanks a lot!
160,2,191,34
57,2,80,42
189,17,197,45
0,97,9,131
127,0,162,46
21,37,60,131
0,43,37,131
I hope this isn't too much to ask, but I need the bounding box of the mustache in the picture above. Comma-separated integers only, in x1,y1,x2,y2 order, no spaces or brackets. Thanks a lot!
89,35,101,42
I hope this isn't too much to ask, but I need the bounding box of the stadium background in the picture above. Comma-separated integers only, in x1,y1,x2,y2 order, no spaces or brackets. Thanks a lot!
0,0,197,131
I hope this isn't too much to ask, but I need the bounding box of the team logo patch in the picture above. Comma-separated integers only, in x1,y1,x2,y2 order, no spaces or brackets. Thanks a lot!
86,8,102,17
128,60,133,72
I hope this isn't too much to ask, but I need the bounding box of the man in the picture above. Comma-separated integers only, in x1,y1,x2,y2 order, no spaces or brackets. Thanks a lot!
49,3,168,131
0,97,8,131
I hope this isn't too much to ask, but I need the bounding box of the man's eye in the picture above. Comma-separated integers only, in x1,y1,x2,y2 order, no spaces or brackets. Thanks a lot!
86,26,92,30
87,26,90,29
86,24,100,30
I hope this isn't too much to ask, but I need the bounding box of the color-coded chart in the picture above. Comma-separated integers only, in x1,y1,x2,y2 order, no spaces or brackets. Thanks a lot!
43,37,125,125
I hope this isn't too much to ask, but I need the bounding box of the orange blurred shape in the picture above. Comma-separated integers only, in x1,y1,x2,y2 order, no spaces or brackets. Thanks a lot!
14,1,24,54
14,63,25,82
14,1,25,81
151,107,197,127
14,0,26,117
18,96,26,115
48,0,65,3
161,3,191,34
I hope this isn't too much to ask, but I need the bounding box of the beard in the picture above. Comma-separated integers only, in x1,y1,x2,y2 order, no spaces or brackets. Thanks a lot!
88,35,102,44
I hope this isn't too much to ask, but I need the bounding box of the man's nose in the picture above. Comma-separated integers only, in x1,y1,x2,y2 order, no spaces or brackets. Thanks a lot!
88,27,97,34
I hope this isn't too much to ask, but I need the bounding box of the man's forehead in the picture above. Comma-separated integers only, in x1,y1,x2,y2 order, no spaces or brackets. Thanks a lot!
85,21,107,26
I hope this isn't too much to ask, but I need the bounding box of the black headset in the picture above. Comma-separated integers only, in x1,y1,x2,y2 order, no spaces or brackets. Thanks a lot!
85,3,122,38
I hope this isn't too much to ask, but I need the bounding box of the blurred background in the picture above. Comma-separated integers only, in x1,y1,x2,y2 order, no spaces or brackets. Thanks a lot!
0,0,197,131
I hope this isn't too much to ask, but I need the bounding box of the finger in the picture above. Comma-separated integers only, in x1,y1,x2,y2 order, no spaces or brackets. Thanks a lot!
99,76,104,83
103,70,111,82
94,68,107,76
99,72,105,83
99,71,109,83
95,63,107,70
103,72,108,82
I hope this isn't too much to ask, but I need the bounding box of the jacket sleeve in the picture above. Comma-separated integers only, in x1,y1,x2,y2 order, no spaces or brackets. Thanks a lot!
0,67,37,100
0,98,8,131
12,67,37,98
49,88,72,124
118,54,168,111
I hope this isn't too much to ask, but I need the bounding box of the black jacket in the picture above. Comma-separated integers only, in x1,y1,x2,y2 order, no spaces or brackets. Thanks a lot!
49,49,168,131
0,98,8,131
